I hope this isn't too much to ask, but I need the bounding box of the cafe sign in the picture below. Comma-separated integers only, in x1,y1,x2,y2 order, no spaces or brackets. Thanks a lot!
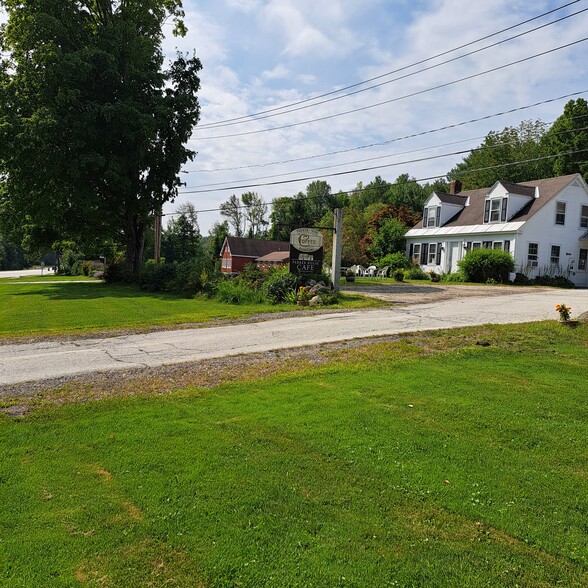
289,228,324,274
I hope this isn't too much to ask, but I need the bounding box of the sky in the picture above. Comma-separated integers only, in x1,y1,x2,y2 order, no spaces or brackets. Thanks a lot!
159,0,588,234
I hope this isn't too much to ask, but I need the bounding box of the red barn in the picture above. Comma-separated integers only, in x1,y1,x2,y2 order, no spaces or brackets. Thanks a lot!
220,237,290,274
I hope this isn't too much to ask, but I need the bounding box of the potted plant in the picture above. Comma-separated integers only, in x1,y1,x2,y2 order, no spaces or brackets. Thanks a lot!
296,286,312,306
556,303,578,327
345,269,355,283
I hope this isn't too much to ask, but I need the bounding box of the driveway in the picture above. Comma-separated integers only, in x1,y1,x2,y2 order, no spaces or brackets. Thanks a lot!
1,288,586,386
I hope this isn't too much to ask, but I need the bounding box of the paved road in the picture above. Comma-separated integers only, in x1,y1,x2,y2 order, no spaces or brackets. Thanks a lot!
0,268,56,279
2,290,586,386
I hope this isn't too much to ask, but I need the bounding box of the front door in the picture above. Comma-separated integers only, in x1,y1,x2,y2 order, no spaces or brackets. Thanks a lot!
448,241,461,273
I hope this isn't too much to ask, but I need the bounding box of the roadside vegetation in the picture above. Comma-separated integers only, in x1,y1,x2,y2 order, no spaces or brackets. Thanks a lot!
1,322,587,587
0,277,380,339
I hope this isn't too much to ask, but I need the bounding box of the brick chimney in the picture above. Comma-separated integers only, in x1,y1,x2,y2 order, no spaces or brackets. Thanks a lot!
449,180,462,194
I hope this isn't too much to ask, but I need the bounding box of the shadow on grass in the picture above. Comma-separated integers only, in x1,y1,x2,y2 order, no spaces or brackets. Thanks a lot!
11,282,186,301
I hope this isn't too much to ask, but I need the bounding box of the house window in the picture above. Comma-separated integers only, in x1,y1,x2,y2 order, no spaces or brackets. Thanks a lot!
503,240,510,253
581,205,588,228
423,206,440,228
472,242,481,250
428,243,437,265
550,245,561,266
412,244,421,265
493,242,502,250
579,249,587,271
527,243,538,267
482,241,492,249
555,201,566,225
484,197,508,223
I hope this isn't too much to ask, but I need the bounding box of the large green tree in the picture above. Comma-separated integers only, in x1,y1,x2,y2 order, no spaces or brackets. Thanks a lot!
543,98,588,183
448,121,550,189
0,0,201,272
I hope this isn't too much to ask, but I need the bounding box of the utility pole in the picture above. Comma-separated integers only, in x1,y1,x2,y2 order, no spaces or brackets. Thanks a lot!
331,208,343,292
154,211,162,264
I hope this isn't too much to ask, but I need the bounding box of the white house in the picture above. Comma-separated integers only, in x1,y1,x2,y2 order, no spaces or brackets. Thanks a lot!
405,173,588,287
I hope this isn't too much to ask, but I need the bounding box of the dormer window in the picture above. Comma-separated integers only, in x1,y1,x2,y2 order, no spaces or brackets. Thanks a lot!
484,197,508,223
423,206,441,228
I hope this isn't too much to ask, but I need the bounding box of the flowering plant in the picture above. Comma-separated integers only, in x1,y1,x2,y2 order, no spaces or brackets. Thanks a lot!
555,303,572,321
296,286,312,302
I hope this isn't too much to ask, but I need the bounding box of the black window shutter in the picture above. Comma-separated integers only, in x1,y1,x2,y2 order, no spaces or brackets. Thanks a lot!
409,243,414,260
484,200,490,223
501,198,508,222
436,243,442,265
421,243,428,264
423,208,428,227
435,207,441,227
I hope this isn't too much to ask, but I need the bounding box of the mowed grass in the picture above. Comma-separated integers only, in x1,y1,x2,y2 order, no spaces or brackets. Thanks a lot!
1,324,587,587
0,280,379,338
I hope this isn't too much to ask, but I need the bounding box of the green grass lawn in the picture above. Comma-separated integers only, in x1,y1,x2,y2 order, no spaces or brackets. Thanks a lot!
0,280,380,338
1,323,587,587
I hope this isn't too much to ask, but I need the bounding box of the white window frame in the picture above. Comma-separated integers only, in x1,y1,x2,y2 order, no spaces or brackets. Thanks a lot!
412,243,421,265
527,243,539,267
550,245,561,267
555,201,566,226
492,242,503,250
427,243,437,265
472,242,482,250
581,205,588,228
579,249,587,271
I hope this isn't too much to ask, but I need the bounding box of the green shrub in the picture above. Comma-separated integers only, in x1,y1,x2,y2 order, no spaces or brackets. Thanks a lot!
513,272,531,285
458,249,514,283
214,278,264,304
238,263,266,290
138,263,177,291
532,275,575,288
403,266,429,280
379,252,412,272
261,267,302,304
441,271,466,283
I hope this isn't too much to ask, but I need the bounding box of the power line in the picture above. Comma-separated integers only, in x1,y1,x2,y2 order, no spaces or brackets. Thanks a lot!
184,123,588,190
191,90,588,173
166,151,588,217
197,6,588,131
177,147,588,196
193,37,588,140
197,0,584,129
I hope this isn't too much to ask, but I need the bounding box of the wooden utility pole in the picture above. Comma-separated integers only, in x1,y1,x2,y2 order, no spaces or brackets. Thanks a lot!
331,208,343,292
154,211,162,264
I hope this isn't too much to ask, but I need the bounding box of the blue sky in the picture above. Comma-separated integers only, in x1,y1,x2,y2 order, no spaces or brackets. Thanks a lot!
162,0,588,232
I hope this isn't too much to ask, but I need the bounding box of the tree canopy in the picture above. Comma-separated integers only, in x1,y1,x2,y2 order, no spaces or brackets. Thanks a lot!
0,0,201,272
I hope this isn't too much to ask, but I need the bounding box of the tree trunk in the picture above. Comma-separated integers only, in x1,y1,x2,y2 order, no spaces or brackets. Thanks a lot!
125,213,146,273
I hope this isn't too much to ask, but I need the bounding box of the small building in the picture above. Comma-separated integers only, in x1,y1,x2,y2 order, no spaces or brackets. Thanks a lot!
255,250,290,271
405,173,588,286
219,236,290,274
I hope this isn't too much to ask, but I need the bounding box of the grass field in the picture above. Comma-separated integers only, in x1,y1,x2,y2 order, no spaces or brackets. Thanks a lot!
0,279,380,338
1,323,587,587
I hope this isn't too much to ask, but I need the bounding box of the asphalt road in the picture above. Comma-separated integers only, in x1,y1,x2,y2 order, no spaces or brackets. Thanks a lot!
2,290,586,386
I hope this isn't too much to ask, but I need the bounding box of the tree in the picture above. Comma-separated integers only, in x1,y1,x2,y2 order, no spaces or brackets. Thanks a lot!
543,98,588,183
207,220,230,262
0,0,202,273
161,213,201,264
241,192,268,239
219,195,245,237
448,121,550,189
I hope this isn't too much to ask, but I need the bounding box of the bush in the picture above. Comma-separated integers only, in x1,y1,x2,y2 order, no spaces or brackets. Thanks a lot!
379,252,412,272
261,267,302,304
138,263,178,291
458,249,514,283
532,275,575,288
441,271,466,283
214,278,264,304
513,272,531,285
403,265,429,280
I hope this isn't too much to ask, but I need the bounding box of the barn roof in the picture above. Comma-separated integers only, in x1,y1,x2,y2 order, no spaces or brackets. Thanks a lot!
222,236,290,258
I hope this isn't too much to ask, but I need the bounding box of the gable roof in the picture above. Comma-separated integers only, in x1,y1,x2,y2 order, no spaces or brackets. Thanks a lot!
434,192,468,205
413,174,581,229
222,236,290,258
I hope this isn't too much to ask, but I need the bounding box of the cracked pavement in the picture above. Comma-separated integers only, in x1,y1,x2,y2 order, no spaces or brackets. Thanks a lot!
2,289,586,386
